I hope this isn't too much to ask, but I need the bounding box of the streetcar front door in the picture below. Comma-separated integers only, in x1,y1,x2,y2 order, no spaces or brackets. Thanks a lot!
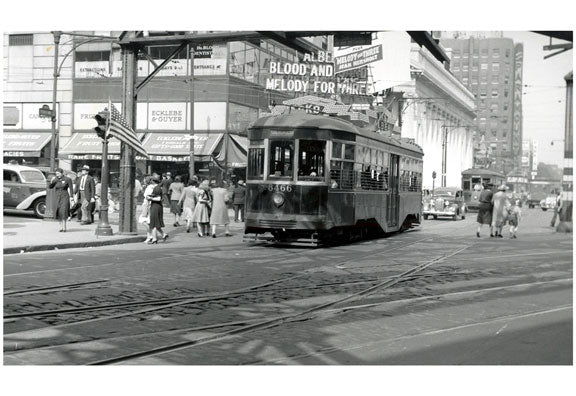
387,154,400,227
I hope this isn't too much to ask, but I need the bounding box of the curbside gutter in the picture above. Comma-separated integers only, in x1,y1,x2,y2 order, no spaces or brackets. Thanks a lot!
3,235,148,255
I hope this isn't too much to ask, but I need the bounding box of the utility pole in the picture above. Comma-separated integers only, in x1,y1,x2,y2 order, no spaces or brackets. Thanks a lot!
189,45,196,180
441,125,448,187
558,71,573,232
118,33,138,234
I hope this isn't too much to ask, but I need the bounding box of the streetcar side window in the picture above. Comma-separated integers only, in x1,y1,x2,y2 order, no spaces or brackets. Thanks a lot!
462,180,471,190
298,140,325,181
332,142,343,159
248,148,265,180
344,143,355,160
269,140,294,178
330,160,355,189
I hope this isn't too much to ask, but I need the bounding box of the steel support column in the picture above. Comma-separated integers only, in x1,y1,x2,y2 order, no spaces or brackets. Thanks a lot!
118,37,138,235
558,72,573,232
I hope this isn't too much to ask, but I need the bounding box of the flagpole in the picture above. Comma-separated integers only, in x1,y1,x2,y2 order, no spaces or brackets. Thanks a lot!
95,99,114,236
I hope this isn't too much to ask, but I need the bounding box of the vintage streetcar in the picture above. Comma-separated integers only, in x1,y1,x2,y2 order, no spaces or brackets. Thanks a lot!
461,168,506,211
243,112,424,246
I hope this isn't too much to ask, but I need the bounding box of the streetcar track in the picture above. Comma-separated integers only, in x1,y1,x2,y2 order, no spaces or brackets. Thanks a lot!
85,245,472,365
4,236,434,322
5,276,571,356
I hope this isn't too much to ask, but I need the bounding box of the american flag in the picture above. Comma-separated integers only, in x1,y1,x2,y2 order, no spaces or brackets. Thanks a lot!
108,103,148,158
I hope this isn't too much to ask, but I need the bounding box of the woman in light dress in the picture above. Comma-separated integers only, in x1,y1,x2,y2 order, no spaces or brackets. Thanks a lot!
209,180,231,238
491,184,510,238
192,180,211,237
138,175,154,243
178,179,199,233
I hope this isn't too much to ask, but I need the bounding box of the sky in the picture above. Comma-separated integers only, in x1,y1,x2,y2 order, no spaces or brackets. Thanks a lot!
504,31,572,167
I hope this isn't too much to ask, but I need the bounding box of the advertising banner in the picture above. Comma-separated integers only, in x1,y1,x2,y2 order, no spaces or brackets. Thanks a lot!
334,45,383,74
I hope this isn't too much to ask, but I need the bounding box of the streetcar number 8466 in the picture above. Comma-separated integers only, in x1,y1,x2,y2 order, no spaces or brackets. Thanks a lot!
261,184,293,192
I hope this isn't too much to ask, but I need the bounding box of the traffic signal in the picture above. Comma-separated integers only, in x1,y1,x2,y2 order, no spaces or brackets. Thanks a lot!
94,109,110,140
432,171,437,180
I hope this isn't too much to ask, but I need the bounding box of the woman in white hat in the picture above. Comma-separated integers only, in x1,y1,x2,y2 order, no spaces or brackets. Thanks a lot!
491,184,510,238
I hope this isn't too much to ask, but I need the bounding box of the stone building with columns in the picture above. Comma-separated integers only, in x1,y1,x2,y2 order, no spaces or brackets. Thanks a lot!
393,43,476,188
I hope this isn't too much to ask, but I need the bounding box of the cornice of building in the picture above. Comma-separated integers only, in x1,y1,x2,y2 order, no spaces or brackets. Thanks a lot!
410,45,476,115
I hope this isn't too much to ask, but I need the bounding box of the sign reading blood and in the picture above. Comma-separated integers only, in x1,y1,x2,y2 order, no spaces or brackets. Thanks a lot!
265,50,374,95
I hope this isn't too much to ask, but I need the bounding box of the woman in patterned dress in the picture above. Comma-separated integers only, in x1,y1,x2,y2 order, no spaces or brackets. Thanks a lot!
192,180,211,237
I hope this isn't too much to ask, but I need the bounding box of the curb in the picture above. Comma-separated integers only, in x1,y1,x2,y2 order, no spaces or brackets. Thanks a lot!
3,235,147,255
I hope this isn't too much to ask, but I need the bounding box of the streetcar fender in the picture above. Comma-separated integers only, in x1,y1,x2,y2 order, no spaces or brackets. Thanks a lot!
16,191,46,210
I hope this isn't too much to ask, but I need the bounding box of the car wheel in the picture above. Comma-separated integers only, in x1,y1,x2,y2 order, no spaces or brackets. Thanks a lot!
423,214,429,220
452,214,457,221
542,208,548,212
433,215,438,220
33,198,46,218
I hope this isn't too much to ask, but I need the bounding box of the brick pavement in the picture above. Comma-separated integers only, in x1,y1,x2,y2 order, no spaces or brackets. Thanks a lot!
2,207,244,254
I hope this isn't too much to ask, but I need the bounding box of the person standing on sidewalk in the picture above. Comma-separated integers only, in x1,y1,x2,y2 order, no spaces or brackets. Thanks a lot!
210,180,232,238
492,184,510,238
147,175,168,244
507,199,522,238
169,176,184,227
232,180,246,222
193,180,211,237
49,168,75,232
179,179,199,233
160,172,173,208
139,175,154,243
77,165,95,225
550,189,562,227
476,184,494,238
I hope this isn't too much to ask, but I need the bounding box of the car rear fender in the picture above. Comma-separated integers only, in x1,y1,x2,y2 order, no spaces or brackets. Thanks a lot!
16,191,46,210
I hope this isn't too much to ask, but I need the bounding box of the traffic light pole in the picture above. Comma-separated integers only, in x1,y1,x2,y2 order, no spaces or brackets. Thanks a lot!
118,37,138,235
96,136,113,236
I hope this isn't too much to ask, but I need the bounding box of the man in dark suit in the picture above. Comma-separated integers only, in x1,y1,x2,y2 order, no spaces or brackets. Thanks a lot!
77,164,96,225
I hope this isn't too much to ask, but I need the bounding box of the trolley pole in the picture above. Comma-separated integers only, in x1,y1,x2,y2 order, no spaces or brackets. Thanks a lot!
118,34,138,235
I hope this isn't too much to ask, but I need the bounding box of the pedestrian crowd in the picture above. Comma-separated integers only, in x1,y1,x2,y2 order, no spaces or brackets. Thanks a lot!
138,172,246,244
49,164,247,244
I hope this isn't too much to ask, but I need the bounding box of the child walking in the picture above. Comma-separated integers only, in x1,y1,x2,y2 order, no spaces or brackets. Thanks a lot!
507,199,522,239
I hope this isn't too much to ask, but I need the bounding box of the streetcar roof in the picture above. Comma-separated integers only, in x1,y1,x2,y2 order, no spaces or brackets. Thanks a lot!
461,168,506,178
250,113,424,154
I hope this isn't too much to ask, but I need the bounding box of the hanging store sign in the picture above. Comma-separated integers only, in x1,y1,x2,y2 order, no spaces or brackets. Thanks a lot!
265,51,367,95
334,45,383,74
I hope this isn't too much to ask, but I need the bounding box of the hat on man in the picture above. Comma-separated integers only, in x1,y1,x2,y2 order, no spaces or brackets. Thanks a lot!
82,165,90,171
497,184,507,191
238,180,245,185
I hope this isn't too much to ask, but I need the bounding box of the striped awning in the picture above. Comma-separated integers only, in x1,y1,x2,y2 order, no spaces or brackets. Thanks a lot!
3,132,51,157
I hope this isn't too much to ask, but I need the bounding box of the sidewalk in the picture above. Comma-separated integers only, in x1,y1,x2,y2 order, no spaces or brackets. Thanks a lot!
3,207,244,254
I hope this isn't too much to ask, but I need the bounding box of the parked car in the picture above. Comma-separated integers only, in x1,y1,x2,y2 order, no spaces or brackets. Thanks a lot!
3,163,47,218
539,195,557,211
422,187,466,220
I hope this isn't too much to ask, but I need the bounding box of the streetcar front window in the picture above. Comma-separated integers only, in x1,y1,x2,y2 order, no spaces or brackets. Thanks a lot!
248,148,265,180
298,140,325,181
269,140,294,178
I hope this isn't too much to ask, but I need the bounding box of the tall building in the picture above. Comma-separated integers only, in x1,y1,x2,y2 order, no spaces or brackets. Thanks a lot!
440,34,524,175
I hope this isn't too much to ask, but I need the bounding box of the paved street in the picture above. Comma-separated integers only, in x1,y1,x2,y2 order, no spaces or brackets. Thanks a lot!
3,207,572,365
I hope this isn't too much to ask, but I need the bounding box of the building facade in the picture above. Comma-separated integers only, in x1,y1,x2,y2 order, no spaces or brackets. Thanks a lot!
440,34,524,175
393,42,476,188
3,31,328,185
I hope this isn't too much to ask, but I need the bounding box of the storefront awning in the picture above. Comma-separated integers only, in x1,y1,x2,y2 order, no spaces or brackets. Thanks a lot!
3,132,51,157
140,133,223,162
213,134,248,169
59,132,145,160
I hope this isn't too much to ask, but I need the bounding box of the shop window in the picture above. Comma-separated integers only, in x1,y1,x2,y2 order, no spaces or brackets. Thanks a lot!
76,50,111,62
9,34,33,46
269,140,294,178
146,45,186,60
298,140,325,181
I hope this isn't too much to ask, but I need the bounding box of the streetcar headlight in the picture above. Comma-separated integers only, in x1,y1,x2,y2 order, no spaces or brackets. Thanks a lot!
444,201,450,206
272,192,285,207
